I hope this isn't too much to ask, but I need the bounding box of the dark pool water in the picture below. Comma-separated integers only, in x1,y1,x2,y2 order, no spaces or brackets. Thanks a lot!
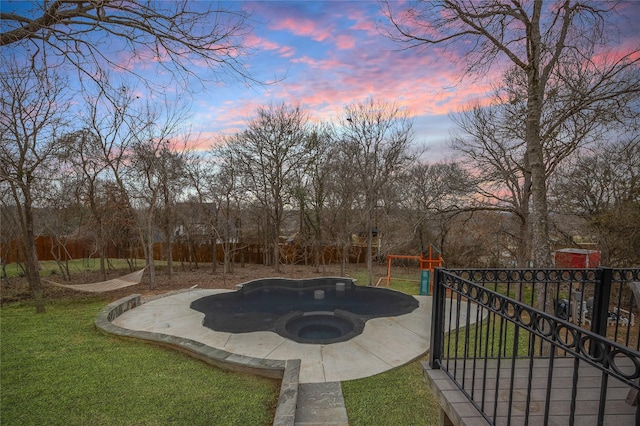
190,277,419,344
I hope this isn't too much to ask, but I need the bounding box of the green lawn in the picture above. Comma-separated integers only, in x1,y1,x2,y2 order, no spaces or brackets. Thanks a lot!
446,315,533,360
342,357,439,425
343,269,439,424
0,299,279,425
2,263,440,425
351,269,423,295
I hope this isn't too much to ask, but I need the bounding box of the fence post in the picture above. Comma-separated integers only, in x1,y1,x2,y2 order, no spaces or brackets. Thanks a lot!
591,267,612,344
430,267,445,369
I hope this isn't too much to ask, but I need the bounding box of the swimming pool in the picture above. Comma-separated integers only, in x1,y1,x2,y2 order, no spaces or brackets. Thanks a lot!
190,277,419,344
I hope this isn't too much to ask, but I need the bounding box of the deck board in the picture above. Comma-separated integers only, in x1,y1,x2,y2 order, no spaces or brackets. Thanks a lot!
423,358,638,425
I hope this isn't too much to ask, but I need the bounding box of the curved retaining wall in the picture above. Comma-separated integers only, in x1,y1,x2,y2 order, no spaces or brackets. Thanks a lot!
94,294,300,426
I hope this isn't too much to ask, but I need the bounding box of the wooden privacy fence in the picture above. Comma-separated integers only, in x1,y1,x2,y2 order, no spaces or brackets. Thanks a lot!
1,236,375,266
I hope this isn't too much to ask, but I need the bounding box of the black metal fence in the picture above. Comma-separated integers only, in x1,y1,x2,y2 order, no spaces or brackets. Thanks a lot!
430,268,640,425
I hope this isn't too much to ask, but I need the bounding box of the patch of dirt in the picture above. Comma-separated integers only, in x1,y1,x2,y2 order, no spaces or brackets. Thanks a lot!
1,262,388,305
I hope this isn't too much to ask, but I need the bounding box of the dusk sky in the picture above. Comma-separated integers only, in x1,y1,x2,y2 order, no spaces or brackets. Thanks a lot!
193,1,495,161
188,0,640,161
3,1,640,162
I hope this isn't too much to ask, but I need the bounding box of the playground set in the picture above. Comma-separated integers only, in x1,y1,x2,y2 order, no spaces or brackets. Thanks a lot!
379,245,443,295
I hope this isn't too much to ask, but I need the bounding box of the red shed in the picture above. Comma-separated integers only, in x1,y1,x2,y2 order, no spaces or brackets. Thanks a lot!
554,248,601,268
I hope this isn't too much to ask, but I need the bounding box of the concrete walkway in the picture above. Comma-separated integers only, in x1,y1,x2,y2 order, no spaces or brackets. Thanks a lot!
295,382,348,425
112,289,434,383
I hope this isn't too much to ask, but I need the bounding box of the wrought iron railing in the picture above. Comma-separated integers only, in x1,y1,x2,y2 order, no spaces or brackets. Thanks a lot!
430,268,640,425
445,268,640,350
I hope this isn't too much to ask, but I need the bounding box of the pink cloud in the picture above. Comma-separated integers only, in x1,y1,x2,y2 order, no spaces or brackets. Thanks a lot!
290,56,344,71
335,34,355,50
192,37,494,135
270,17,333,43
348,10,378,35
113,46,169,72
278,45,296,58
245,34,280,51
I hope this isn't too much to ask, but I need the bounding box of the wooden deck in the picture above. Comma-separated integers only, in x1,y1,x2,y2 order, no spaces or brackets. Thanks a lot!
423,358,638,426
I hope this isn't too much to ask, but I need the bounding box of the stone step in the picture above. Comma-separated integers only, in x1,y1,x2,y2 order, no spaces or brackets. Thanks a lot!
294,382,349,425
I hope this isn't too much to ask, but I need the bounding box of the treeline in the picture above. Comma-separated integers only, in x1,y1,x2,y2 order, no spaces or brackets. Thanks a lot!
3,88,639,313
5,1,639,316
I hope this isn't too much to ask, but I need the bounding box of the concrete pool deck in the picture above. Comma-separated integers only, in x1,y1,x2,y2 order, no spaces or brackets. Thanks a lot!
110,289,434,384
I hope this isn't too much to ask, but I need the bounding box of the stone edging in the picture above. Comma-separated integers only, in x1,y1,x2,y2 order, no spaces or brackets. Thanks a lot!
94,294,300,426
273,359,301,426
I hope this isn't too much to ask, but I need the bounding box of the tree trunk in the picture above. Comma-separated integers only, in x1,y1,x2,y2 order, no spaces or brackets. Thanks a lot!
314,242,320,273
223,241,231,274
192,240,199,270
97,221,106,280
527,0,552,270
528,88,553,322
99,250,106,280
166,231,173,281
366,205,373,286
19,191,45,313
146,240,156,290
367,227,373,286
212,239,217,273
517,154,533,268
340,240,348,277
527,3,553,359
273,237,280,273
164,200,173,280
23,237,44,313
142,214,157,289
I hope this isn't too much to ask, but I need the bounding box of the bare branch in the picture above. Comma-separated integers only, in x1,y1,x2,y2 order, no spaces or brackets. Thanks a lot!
2,1,257,90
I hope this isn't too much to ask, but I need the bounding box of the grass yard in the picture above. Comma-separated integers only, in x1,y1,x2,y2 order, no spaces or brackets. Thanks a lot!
351,268,423,296
342,357,440,425
445,315,533,359
343,269,439,425
0,299,279,425
2,261,440,425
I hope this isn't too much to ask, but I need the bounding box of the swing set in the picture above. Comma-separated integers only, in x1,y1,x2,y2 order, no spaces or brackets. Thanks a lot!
379,245,443,295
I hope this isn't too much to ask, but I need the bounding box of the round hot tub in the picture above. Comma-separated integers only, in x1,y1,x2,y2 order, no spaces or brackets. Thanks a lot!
276,310,365,344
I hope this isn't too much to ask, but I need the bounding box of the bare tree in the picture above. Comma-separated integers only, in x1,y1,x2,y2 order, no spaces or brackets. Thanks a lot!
323,136,361,277
451,100,533,266
101,181,138,268
291,126,335,272
401,161,474,255
39,172,84,281
339,97,415,285
0,63,71,313
181,154,215,272
451,54,640,266
59,128,110,278
229,103,313,273
382,0,640,267
0,194,23,281
1,1,255,91
157,141,190,281
57,85,145,279
204,144,247,275
550,138,640,266
126,101,189,288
